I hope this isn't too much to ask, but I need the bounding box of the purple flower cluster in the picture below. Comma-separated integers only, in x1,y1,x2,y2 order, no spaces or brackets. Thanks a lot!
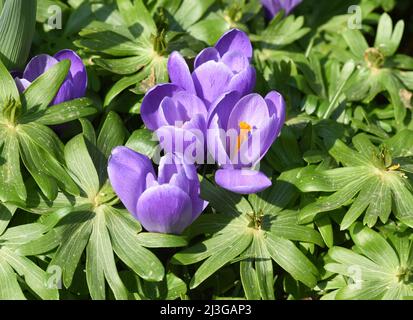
108,29,286,234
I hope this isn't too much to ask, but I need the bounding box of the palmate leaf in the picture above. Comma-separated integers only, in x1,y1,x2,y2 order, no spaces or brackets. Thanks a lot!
0,214,58,300
294,131,413,229
0,57,98,203
172,174,323,299
76,0,227,105
322,223,413,300
28,114,170,300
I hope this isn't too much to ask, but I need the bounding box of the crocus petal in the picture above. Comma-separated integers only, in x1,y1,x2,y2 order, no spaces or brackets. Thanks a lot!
23,54,59,82
265,90,286,136
159,97,188,126
237,115,278,167
54,49,87,99
108,146,155,217
261,0,302,18
227,66,256,97
207,115,232,167
171,91,208,120
52,78,75,105
215,29,253,60
192,61,233,107
194,47,220,69
157,126,203,164
221,51,250,73
215,168,272,194
168,51,195,94
14,78,31,92
207,91,242,129
227,93,270,132
136,184,193,234
141,83,183,131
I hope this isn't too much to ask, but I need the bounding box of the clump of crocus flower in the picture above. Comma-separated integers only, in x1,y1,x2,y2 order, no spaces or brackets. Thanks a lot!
141,29,255,161
108,29,286,235
14,49,87,104
208,91,285,194
261,0,302,19
108,147,207,234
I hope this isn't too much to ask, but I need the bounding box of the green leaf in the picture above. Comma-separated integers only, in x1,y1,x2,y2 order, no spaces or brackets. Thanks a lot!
136,233,188,248
189,231,252,289
0,256,25,299
87,207,129,300
125,128,158,159
199,176,252,216
342,29,369,58
104,71,146,106
51,211,94,288
22,60,70,111
18,130,79,197
105,206,164,281
265,233,319,288
0,203,14,235
240,258,261,300
65,134,100,197
0,133,26,202
0,0,36,69
116,0,156,37
350,223,400,271
0,246,58,300
20,98,97,125
173,0,215,30
0,58,19,103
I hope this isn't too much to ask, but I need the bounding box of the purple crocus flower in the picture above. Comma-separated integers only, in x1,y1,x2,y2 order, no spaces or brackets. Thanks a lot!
108,147,207,234
14,49,87,105
207,91,285,194
261,0,302,19
192,28,256,107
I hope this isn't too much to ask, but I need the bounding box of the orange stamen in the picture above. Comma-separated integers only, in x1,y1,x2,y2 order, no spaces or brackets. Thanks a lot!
236,121,252,152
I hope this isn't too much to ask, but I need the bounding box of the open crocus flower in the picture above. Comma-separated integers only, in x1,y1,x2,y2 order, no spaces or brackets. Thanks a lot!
108,147,207,234
14,49,87,105
207,91,285,194
261,0,302,19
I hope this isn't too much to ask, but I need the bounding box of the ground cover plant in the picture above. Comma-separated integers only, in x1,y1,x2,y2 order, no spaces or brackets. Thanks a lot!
0,0,412,300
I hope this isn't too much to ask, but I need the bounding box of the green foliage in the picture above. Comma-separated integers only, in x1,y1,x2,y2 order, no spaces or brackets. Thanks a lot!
0,0,413,300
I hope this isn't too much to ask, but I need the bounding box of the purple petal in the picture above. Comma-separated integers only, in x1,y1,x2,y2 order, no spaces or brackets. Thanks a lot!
192,61,233,107
108,146,155,217
265,90,286,135
227,93,270,132
171,91,208,121
141,83,183,131
237,115,278,167
157,126,203,163
194,47,220,69
51,78,75,105
227,66,256,97
54,49,88,99
215,29,253,60
215,168,272,194
221,51,250,73
207,91,242,130
159,97,188,126
14,78,31,93
168,51,195,94
136,184,193,234
23,54,59,82
261,0,302,18
207,115,231,167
